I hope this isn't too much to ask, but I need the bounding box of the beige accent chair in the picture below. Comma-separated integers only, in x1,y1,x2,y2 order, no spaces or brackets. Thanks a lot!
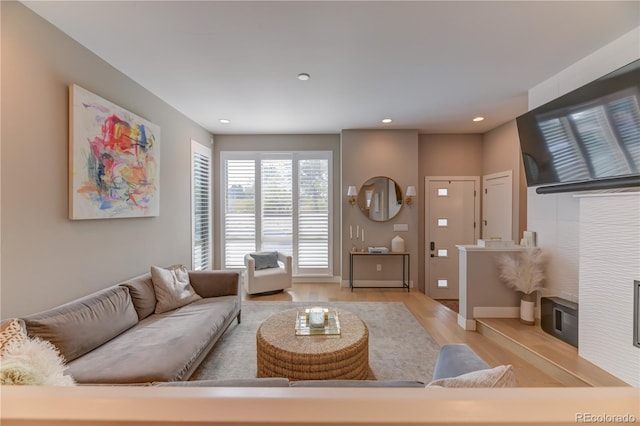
243,251,292,295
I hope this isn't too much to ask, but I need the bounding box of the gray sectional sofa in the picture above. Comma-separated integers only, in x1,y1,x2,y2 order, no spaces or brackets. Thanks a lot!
19,270,240,384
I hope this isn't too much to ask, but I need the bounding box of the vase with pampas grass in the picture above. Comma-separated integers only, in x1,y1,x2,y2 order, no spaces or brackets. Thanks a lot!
496,248,546,325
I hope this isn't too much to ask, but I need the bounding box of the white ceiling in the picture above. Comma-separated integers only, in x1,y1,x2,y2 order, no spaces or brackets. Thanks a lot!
23,1,640,135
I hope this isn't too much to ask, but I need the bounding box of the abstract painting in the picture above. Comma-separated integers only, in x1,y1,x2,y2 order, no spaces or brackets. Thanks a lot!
69,84,160,219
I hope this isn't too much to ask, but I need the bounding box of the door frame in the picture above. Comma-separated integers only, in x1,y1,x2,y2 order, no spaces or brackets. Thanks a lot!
424,176,480,298
482,170,513,240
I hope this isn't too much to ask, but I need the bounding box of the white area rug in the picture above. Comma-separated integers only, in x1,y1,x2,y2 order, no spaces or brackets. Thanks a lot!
190,301,440,383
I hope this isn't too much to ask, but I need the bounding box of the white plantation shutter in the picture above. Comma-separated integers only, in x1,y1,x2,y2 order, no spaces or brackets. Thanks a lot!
221,151,331,276
224,158,256,268
261,159,293,254
191,141,211,271
298,158,329,271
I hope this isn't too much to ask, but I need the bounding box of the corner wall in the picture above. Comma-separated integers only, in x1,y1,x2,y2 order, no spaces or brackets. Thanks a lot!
482,120,527,241
1,2,212,318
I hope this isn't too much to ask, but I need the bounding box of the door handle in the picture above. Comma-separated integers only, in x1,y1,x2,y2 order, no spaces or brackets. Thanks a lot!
430,242,435,251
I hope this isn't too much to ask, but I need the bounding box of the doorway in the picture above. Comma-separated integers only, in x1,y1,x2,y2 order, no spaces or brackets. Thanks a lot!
425,177,480,300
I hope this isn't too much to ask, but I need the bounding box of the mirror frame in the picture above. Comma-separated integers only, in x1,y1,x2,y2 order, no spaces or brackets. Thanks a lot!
356,176,404,222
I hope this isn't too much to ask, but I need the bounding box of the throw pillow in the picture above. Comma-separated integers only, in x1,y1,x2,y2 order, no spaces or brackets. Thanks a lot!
0,337,75,386
0,319,27,357
150,265,202,314
427,364,515,388
250,252,279,270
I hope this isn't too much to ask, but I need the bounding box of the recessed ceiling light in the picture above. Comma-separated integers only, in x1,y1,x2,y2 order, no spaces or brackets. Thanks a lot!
473,116,485,122
297,73,310,81
382,118,393,124
219,119,230,124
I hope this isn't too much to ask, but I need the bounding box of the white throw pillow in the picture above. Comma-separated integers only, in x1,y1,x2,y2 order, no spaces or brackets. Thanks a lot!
427,365,516,388
0,337,75,386
150,265,202,314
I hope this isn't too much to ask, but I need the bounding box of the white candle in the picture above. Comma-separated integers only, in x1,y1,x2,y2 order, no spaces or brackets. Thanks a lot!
350,225,353,240
362,229,365,242
356,225,359,238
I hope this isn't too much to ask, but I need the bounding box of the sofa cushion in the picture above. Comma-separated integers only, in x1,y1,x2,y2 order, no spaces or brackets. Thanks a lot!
150,265,202,314
291,380,426,388
66,295,239,384
250,252,279,270
22,286,138,362
119,273,156,320
154,378,290,387
427,365,516,388
432,343,490,380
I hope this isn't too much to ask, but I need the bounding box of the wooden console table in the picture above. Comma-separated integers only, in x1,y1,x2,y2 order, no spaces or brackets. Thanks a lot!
349,252,410,292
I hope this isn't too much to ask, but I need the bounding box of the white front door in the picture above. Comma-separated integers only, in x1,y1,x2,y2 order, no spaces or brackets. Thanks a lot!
482,170,513,241
426,178,479,300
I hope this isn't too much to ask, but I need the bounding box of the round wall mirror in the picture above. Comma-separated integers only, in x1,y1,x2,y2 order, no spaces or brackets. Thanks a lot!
357,176,403,222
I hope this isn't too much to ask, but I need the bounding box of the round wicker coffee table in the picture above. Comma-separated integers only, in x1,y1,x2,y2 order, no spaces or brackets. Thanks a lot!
256,308,369,381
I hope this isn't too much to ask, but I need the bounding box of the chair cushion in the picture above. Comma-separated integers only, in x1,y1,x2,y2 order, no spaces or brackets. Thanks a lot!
150,266,202,314
250,252,279,270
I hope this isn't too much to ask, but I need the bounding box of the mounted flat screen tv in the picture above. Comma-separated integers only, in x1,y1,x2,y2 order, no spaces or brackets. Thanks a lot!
517,59,640,194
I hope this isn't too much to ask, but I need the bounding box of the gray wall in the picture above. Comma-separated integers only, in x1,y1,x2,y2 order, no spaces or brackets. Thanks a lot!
341,130,419,287
1,2,212,318
212,134,341,277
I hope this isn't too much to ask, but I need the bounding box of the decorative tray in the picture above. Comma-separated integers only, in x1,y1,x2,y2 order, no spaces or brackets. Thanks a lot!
295,308,341,335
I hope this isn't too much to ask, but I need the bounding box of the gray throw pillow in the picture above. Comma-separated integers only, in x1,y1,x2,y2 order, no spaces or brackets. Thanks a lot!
250,252,279,270
150,266,202,314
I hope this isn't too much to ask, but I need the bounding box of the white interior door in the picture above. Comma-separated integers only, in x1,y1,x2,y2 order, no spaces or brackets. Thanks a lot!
426,178,478,300
482,170,513,241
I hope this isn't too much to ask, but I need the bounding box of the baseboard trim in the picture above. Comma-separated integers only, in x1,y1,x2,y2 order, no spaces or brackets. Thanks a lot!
457,314,476,331
340,280,414,289
293,276,341,284
473,306,519,318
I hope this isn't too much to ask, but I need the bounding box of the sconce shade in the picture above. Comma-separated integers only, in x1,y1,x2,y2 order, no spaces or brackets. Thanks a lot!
406,186,416,197
347,185,357,206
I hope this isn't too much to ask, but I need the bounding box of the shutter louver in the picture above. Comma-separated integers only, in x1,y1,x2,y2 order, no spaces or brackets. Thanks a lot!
298,159,329,270
261,159,293,254
224,159,256,268
192,144,211,271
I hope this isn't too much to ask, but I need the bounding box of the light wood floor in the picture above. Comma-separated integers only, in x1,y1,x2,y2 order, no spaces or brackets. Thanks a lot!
243,282,566,387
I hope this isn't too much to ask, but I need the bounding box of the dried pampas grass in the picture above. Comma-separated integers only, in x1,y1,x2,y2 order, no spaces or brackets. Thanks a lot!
496,248,546,295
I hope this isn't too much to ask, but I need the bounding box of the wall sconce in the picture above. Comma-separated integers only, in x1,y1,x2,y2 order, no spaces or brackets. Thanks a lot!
347,186,357,206
405,186,416,205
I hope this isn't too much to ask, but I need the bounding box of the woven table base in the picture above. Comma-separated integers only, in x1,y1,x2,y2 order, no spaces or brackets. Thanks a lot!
256,308,369,381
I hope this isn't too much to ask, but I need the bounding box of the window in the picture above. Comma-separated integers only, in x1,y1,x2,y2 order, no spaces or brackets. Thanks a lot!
191,141,212,271
222,151,332,275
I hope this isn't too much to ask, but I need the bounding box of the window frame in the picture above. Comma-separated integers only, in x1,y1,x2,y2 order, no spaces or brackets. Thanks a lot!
220,150,332,276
